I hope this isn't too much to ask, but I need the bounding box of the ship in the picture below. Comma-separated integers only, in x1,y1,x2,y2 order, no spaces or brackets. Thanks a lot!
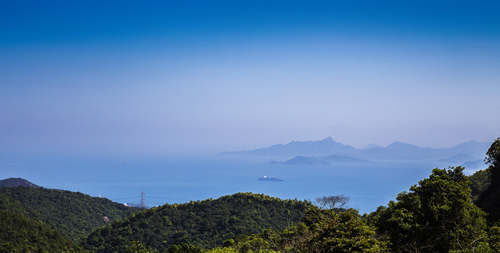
258,176,284,182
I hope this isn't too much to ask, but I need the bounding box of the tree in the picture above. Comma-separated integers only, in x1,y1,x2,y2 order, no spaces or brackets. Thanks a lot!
486,138,500,185
315,195,349,210
477,138,500,223
375,167,489,252
167,243,202,253
222,206,388,253
488,226,500,252
304,209,388,252
469,169,491,202
126,241,159,253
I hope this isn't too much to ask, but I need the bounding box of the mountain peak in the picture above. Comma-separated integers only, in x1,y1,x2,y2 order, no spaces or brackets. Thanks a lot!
0,178,39,188
288,137,335,144
387,141,414,148
222,137,355,158
320,136,335,143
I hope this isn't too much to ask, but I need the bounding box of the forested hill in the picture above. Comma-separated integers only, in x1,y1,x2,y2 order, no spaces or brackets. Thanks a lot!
84,193,311,252
0,177,39,188
0,193,81,252
0,183,139,239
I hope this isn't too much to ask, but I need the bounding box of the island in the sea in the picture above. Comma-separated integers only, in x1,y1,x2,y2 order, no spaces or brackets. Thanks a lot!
258,176,284,182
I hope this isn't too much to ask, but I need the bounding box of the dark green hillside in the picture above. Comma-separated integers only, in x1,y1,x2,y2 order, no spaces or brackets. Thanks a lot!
204,208,388,253
0,210,82,252
84,193,311,252
0,193,81,252
0,192,24,213
0,177,39,188
0,185,139,239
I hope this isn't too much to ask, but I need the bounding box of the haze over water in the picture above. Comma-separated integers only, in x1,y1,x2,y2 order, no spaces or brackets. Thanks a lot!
1,138,490,213
0,155,426,213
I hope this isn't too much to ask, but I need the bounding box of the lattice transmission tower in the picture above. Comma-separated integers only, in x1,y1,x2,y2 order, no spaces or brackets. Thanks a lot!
140,192,146,208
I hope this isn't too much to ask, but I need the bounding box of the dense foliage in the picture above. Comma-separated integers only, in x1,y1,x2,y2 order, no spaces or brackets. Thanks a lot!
84,193,310,252
0,193,81,252
371,167,489,252
217,207,388,253
485,138,500,183
0,186,138,239
469,168,491,202
0,210,82,252
0,177,39,188
478,138,500,223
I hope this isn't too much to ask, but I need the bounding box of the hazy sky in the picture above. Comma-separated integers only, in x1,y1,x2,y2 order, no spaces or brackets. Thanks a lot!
2,1,500,156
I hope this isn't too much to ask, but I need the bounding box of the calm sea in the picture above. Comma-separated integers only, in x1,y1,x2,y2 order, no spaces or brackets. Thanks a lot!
2,154,440,213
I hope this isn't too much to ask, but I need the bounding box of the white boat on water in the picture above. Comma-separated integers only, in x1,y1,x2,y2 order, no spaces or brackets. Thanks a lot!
258,176,284,182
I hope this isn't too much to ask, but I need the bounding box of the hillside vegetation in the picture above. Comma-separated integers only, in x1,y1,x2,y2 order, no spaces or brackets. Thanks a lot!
0,193,81,252
0,185,139,239
0,177,39,188
84,193,310,252
0,210,82,252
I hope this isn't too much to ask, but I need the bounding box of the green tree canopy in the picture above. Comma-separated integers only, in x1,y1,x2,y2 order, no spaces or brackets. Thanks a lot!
486,138,500,185
0,186,138,239
374,167,488,252
84,193,310,252
0,193,82,252
225,207,388,253
477,138,500,223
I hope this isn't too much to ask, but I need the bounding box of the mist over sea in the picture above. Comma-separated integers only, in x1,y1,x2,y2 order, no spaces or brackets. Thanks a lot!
1,154,445,213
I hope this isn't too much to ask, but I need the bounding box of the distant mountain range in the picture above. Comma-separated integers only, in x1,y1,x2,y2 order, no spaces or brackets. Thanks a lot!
223,137,356,158
222,137,491,167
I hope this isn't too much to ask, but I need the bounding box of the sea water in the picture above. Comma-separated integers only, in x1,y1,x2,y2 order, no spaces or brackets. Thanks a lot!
1,154,439,214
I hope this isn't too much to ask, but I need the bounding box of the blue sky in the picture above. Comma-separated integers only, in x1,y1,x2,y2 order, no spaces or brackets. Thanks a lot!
2,0,500,156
